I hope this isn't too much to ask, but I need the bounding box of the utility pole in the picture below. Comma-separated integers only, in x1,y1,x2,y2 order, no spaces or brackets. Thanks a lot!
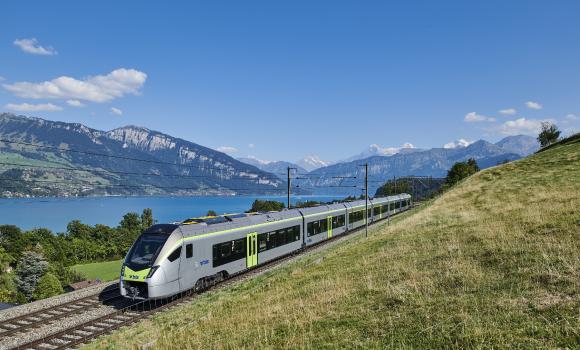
365,162,368,238
287,167,296,209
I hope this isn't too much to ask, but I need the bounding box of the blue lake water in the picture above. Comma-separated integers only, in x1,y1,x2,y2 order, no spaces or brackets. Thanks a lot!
0,195,341,233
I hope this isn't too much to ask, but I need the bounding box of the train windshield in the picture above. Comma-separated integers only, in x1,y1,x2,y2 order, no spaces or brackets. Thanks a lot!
126,233,170,270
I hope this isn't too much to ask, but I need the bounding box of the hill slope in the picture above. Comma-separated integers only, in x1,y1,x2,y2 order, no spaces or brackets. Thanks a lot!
86,137,579,349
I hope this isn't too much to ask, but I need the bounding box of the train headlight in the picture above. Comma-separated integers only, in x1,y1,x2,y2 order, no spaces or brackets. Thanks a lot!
121,264,125,276
147,265,160,279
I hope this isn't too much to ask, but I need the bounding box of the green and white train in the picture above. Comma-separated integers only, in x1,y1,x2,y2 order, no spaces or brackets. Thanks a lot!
120,194,412,299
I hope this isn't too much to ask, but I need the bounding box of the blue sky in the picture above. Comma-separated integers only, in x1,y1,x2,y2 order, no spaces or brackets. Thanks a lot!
1,1,579,163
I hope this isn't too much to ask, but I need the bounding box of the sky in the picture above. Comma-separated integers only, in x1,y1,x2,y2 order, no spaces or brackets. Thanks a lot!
1,1,579,163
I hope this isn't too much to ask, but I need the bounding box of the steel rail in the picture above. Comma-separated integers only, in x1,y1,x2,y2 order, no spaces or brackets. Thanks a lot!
0,286,120,338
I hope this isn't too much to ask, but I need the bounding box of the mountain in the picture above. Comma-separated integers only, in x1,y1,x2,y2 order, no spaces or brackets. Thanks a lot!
296,155,332,172
296,140,521,196
495,135,539,156
237,157,307,180
340,143,420,163
0,113,284,197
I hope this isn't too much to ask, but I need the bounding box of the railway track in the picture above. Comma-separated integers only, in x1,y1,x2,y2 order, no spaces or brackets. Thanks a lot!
6,209,410,350
0,286,121,339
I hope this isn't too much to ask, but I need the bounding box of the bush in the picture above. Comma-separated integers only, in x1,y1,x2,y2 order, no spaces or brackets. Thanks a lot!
32,273,64,300
206,210,217,216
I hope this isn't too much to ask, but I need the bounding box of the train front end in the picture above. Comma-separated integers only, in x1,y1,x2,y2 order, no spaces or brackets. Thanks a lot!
120,224,181,300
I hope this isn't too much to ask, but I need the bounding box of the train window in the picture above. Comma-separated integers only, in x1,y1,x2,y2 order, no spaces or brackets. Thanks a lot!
258,234,268,252
389,202,394,211
167,247,182,262
368,209,372,218
259,225,300,251
186,244,193,258
350,210,363,223
332,214,345,229
125,233,169,270
382,204,388,213
212,238,246,267
373,207,380,216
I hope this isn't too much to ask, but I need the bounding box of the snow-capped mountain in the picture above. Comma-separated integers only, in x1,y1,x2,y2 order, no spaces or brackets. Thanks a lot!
296,155,332,172
340,143,418,163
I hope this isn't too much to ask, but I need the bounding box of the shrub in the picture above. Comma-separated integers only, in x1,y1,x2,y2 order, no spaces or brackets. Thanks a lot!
32,273,64,300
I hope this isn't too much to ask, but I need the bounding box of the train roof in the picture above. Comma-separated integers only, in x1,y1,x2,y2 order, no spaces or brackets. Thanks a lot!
170,194,411,237
177,208,303,237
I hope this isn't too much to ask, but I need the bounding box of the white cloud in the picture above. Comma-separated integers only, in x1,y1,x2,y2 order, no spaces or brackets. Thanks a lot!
464,112,496,122
564,114,578,122
499,118,546,135
3,68,147,103
499,108,517,115
13,38,57,56
110,107,123,116
5,102,62,112
217,146,238,154
66,99,85,107
369,142,415,156
443,139,474,149
525,101,542,110
248,143,255,148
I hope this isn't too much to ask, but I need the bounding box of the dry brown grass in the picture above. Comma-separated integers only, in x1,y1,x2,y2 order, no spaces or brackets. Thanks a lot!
84,138,579,349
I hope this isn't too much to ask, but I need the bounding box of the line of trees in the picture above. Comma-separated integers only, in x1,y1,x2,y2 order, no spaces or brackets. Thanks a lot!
0,208,154,304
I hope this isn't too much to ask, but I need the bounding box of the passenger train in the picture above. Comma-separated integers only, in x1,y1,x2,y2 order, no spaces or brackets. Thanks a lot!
120,194,412,299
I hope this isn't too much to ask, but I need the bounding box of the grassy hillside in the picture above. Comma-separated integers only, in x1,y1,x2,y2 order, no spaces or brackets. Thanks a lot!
85,138,579,349
72,260,123,281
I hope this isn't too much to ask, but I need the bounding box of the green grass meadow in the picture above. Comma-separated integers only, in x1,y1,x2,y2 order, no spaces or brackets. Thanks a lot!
84,136,579,349
72,259,123,282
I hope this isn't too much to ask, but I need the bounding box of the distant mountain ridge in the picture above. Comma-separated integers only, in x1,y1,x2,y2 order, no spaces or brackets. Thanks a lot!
494,135,539,156
0,113,284,197
237,157,307,180
296,140,523,195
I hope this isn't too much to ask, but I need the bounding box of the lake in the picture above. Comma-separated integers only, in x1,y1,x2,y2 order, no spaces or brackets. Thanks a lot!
0,195,342,233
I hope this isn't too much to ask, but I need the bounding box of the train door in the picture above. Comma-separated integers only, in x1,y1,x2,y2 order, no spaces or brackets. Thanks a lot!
327,216,332,239
246,232,258,268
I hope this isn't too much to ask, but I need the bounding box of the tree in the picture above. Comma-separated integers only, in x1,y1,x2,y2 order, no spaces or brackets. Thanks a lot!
537,122,561,148
120,212,141,231
446,158,480,186
375,178,412,197
0,246,13,273
14,250,48,301
206,210,217,217
141,208,154,228
247,200,285,212
32,273,64,300
0,273,17,303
